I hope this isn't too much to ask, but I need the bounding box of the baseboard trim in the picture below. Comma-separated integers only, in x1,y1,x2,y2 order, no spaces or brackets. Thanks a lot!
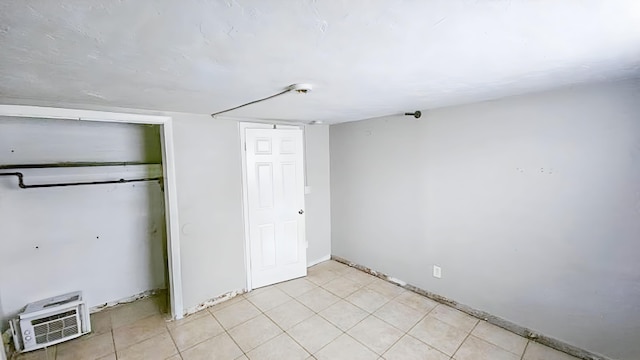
331,255,611,360
307,254,331,267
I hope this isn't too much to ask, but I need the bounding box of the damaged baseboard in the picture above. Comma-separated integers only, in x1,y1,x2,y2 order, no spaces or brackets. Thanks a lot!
181,255,330,319
90,288,166,314
183,289,247,317
181,253,330,318
331,255,611,360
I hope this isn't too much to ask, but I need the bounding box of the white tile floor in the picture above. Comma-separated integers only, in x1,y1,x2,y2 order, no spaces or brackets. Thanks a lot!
14,260,581,360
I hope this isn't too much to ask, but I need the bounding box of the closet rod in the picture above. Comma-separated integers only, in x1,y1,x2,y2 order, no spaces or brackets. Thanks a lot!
0,172,162,189
0,161,160,170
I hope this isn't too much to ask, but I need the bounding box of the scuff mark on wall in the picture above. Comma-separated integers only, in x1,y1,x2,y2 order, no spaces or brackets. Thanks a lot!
432,16,447,28
85,92,106,100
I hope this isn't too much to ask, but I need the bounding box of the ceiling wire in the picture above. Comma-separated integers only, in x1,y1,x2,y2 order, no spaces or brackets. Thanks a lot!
211,89,291,118
211,84,311,118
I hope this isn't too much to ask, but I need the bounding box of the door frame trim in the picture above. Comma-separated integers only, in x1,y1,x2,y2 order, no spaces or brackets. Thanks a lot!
239,122,301,292
0,105,184,320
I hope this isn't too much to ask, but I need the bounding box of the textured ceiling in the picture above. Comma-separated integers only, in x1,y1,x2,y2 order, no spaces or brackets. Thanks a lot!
1,1,639,124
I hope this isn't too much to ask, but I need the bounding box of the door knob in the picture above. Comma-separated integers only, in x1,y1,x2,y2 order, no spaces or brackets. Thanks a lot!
298,209,304,215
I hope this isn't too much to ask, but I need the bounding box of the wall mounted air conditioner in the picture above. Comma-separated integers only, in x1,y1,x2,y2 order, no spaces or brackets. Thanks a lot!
9,291,91,353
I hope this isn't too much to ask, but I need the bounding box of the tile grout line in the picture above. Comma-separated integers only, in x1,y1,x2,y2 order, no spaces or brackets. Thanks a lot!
211,263,459,359
337,321,386,357
111,329,117,360
343,287,394,314
111,314,168,356
169,302,245,357
224,328,245,359
260,300,319,358
212,299,263,332
300,329,345,357
236,281,338,357
251,306,286,353
404,297,439,335
370,292,430,331
375,326,406,357
313,264,412,357
167,316,210,354
244,288,323,356
314,303,363,333
210,312,247,359
164,315,183,359
276,280,318,299
396,300,446,356
450,319,481,359
269,268,376,357
470,322,530,358
317,290,395,357
520,340,530,360
290,286,345,357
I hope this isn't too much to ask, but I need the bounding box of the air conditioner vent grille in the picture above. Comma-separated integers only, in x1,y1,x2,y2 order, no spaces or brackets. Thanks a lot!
31,310,76,326
31,310,79,345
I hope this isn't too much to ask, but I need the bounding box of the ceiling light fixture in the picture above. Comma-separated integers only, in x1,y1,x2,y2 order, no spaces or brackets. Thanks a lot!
211,83,313,118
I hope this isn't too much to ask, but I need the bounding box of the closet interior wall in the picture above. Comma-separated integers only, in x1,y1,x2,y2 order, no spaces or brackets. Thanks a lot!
0,116,168,329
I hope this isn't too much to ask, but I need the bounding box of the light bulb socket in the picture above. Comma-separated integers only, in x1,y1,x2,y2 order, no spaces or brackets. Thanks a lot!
288,83,313,93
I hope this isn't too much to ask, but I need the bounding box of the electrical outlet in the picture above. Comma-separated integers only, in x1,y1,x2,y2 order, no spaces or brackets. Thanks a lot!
433,265,442,279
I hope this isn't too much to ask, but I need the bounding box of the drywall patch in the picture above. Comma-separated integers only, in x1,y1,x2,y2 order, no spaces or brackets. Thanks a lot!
331,255,612,360
182,289,247,317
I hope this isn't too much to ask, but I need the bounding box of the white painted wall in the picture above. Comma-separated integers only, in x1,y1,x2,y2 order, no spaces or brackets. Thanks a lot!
0,117,162,165
163,114,333,311
0,118,166,326
0,294,6,360
171,115,246,310
0,105,333,322
330,79,640,360
304,125,332,265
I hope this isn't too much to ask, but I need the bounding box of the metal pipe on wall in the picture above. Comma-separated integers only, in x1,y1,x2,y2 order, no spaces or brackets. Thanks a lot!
0,162,163,189
0,172,162,189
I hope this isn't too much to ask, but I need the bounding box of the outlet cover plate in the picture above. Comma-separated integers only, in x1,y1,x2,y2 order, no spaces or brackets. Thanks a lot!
433,265,442,279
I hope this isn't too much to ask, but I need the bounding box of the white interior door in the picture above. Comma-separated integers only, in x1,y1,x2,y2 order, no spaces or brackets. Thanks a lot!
245,128,307,288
